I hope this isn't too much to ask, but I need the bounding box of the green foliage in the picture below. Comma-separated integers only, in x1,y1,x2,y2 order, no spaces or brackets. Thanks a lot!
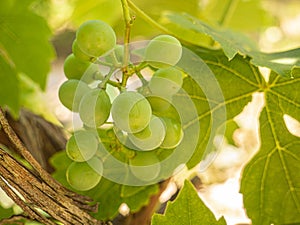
152,180,226,225
0,205,14,220
241,70,300,225
161,12,300,77
2,0,300,224
0,0,54,113
180,47,264,168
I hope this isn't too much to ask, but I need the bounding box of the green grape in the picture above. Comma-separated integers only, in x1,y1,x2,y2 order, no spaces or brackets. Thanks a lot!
66,130,98,162
160,117,184,149
63,53,100,83
146,96,171,114
76,20,116,57
66,157,103,191
58,79,90,112
149,67,183,97
128,116,166,151
72,40,95,62
79,89,111,128
111,91,152,133
145,35,182,68
129,151,161,181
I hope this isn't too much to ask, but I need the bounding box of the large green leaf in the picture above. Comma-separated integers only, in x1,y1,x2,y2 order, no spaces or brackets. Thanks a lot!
181,47,264,168
0,0,54,112
250,49,300,77
161,12,299,78
241,69,300,225
151,180,226,225
161,12,258,59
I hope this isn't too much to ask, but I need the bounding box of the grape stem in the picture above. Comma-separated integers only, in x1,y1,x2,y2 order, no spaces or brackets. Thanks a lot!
120,0,135,87
98,67,120,89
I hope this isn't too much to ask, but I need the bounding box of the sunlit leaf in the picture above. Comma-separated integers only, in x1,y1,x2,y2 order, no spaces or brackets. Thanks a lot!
162,12,299,77
151,180,226,225
241,69,300,225
0,0,54,112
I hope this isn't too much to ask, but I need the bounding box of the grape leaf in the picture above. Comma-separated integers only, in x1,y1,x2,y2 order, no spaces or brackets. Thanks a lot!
180,47,264,169
151,180,226,225
161,12,299,77
250,49,300,78
0,0,54,112
0,205,14,220
161,12,258,59
241,69,300,225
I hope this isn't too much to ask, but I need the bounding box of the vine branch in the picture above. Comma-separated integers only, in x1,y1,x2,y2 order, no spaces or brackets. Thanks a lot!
0,108,107,225
120,0,134,87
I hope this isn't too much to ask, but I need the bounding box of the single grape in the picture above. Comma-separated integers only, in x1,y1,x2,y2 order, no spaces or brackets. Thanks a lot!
66,130,98,162
146,96,171,114
160,117,184,149
66,157,103,191
149,67,183,97
79,89,111,128
72,40,95,62
111,91,152,133
58,79,90,112
76,20,116,57
63,53,100,83
129,151,161,181
128,116,166,151
145,35,182,68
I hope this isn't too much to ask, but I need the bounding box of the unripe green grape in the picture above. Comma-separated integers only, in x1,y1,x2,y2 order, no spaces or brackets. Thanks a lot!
79,89,111,128
128,116,166,151
145,35,182,68
58,79,90,112
129,151,161,181
160,117,184,149
76,20,116,57
66,157,103,191
66,130,98,162
146,96,171,114
63,54,100,83
149,67,183,97
111,91,152,133
72,40,95,62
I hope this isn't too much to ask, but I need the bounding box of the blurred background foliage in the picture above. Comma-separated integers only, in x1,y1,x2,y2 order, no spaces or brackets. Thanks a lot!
34,0,300,58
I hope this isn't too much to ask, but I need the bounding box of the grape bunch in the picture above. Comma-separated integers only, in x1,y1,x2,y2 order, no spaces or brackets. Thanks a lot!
58,19,186,189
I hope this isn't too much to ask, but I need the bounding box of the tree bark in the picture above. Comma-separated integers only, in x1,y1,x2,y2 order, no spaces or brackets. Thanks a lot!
0,108,108,225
